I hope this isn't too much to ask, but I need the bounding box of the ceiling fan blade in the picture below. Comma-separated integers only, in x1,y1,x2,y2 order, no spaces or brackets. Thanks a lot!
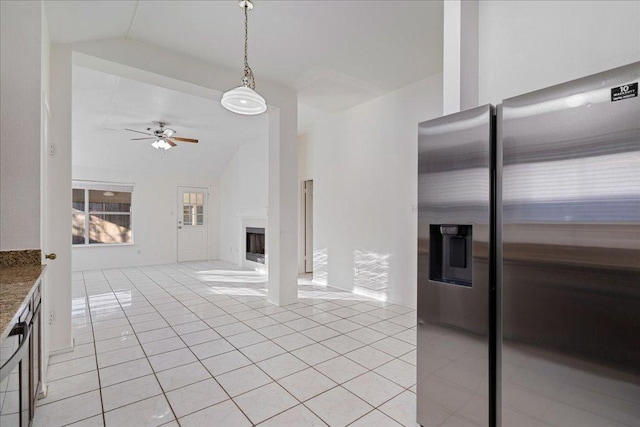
171,137,199,143
125,128,153,136
167,139,177,147
130,137,156,140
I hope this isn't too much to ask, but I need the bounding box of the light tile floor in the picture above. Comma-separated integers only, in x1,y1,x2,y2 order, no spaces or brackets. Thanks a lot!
34,261,421,427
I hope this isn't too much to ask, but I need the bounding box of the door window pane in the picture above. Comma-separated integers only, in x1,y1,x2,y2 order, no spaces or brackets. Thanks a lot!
182,192,205,226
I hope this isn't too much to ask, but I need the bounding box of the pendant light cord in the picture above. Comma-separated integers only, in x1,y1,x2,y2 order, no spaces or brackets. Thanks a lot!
243,3,256,90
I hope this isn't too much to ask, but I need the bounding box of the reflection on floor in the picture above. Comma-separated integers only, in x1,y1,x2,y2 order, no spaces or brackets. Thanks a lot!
416,326,640,427
417,324,490,426
501,343,640,427
32,261,419,427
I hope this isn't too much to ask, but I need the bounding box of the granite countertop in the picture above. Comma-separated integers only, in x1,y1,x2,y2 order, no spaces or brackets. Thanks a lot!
0,250,46,343
0,265,46,343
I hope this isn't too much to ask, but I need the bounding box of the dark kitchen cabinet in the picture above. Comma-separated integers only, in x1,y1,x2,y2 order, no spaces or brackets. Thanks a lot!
0,281,42,426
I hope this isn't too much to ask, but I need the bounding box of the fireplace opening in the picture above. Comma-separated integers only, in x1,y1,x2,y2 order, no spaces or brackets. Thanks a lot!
246,227,265,264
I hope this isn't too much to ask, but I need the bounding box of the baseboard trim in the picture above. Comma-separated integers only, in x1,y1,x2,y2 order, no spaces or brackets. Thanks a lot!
315,281,416,310
37,382,48,399
49,339,75,356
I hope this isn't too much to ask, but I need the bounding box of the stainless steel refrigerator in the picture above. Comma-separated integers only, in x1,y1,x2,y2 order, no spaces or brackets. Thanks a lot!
417,62,640,427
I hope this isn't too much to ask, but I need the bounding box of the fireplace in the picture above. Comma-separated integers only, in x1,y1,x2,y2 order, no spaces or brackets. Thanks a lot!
246,227,265,264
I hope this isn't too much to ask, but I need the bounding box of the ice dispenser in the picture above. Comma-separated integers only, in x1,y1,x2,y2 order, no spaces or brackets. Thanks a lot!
429,224,472,287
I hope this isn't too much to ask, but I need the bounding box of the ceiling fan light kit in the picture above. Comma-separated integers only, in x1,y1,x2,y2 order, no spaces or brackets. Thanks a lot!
221,0,267,115
151,139,172,150
125,121,198,151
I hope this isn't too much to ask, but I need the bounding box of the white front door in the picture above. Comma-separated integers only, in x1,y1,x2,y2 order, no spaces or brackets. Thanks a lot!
177,187,208,262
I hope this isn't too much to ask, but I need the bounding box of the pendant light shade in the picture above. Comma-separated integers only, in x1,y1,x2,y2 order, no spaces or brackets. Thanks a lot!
221,86,267,115
222,0,267,115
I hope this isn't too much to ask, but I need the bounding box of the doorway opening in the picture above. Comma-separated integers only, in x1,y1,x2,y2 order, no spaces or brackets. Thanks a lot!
177,187,209,262
303,180,313,273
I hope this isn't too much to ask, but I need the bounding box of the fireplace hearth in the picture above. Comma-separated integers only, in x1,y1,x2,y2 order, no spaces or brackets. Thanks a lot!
246,227,265,264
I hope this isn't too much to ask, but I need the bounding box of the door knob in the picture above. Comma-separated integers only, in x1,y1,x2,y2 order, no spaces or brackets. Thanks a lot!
45,253,57,260
178,226,182,229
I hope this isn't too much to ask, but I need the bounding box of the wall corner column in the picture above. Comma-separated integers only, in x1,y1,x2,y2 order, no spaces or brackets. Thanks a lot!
443,0,479,114
267,103,298,306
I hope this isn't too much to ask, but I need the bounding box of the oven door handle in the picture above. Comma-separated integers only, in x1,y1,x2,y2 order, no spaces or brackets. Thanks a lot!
0,321,31,382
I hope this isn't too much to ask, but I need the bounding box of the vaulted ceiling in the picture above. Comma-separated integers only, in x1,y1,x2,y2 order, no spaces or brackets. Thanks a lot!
46,1,444,113
57,1,444,177
72,66,267,175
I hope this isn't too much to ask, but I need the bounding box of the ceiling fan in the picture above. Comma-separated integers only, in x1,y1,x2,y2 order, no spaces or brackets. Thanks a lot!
125,121,199,150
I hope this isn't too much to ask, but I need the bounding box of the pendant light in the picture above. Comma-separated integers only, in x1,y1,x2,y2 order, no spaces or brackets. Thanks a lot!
221,0,267,115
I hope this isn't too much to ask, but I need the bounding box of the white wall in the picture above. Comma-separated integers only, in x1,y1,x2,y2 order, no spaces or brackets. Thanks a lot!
56,39,298,305
307,1,640,310
219,135,269,266
0,0,57,384
0,1,43,250
443,0,479,114
311,74,442,308
47,44,74,354
71,165,221,271
298,133,314,180
297,133,314,273
478,1,640,105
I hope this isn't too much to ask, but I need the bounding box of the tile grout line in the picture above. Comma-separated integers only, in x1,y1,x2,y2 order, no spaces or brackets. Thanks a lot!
67,262,419,427
126,263,258,426
144,264,416,426
98,266,189,425
127,263,336,426
83,274,160,409
82,269,107,426
31,276,104,426
130,263,417,426
151,263,330,426
164,263,331,426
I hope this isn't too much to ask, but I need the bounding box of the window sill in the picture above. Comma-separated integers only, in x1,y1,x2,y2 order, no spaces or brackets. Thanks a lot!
72,243,135,248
